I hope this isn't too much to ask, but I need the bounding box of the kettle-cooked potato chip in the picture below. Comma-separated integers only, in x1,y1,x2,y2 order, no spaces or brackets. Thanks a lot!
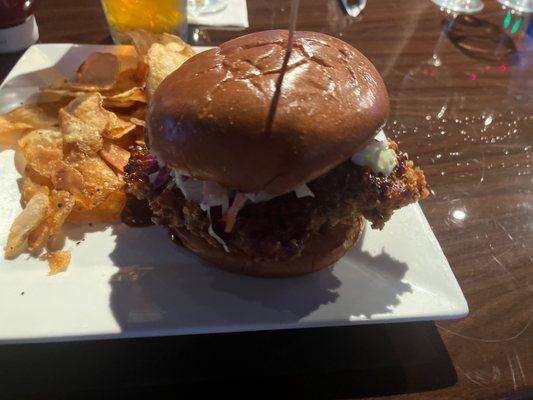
0,102,63,146
67,154,124,208
1,30,196,260
146,42,190,97
4,193,50,258
123,29,159,58
63,93,135,140
42,250,72,275
72,52,120,91
18,128,64,178
123,29,194,97
99,142,131,172
50,160,87,206
43,51,145,107
22,175,50,204
103,87,146,108
27,190,75,254
59,109,103,154
67,189,126,223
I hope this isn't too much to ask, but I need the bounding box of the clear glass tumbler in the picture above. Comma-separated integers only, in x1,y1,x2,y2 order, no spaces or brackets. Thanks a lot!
101,0,188,43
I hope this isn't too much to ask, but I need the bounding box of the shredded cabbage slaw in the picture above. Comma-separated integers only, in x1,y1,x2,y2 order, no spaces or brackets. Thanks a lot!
163,131,396,252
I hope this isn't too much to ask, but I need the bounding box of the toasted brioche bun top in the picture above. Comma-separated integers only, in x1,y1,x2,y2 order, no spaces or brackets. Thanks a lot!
147,30,389,195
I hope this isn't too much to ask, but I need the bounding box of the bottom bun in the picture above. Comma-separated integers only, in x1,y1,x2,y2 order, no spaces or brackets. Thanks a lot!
173,217,364,278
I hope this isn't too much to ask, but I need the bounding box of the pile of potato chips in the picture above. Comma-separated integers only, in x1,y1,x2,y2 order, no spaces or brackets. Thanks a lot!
1,30,195,266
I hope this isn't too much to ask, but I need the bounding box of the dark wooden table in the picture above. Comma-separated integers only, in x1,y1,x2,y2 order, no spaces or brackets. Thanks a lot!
1,0,532,399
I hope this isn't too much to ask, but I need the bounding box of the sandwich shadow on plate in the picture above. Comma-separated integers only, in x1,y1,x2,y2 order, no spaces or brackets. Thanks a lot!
107,222,411,334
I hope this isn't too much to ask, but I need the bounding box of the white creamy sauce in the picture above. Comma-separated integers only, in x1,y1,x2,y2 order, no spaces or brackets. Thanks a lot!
350,130,397,177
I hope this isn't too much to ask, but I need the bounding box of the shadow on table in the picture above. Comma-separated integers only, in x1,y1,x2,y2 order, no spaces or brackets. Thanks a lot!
0,322,456,399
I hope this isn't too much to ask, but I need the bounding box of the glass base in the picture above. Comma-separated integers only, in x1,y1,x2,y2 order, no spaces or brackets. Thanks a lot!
431,0,484,13
497,0,533,12
340,0,367,18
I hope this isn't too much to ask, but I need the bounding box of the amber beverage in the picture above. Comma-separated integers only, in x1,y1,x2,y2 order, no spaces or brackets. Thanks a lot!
101,0,187,43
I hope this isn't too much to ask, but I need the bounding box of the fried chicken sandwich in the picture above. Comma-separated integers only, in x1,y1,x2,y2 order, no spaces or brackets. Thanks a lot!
124,30,429,277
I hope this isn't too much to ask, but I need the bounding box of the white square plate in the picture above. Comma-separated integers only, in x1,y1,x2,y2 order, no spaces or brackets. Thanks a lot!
0,44,468,344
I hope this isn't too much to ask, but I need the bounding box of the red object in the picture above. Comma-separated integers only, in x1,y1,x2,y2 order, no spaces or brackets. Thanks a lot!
0,0,38,28
468,73,477,81
499,64,507,73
